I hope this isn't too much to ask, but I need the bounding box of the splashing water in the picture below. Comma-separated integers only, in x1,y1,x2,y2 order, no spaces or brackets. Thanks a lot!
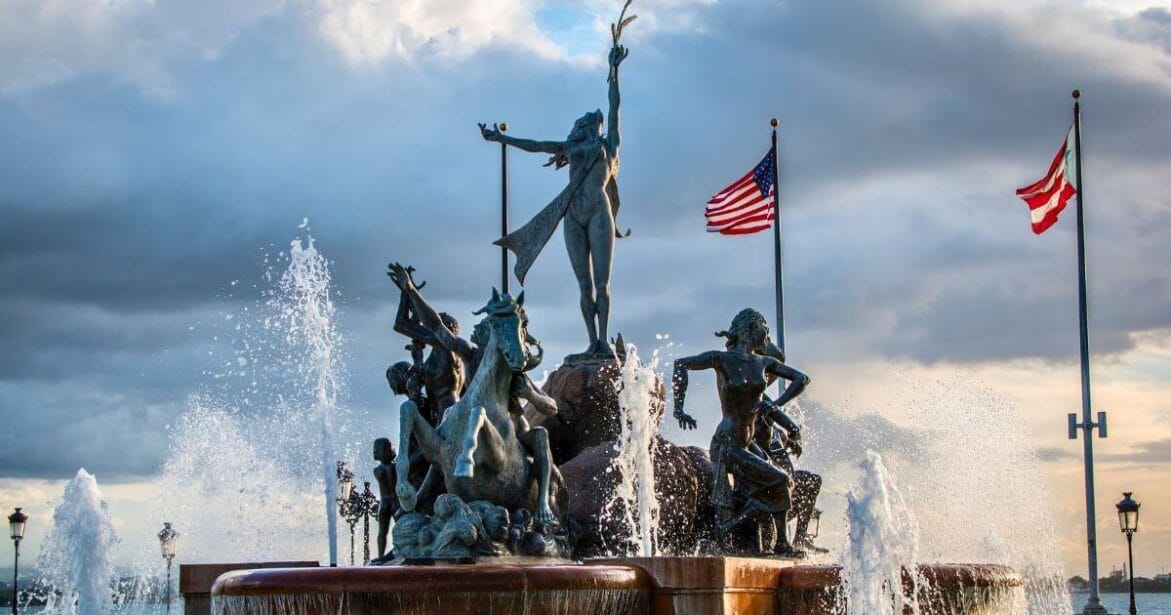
277,237,343,567
802,370,1067,614
37,469,120,615
144,229,365,567
839,451,922,615
605,345,662,556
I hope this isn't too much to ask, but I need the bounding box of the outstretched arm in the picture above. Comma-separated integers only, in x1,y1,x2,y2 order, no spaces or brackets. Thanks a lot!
671,351,720,430
479,123,565,155
606,43,627,153
764,358,810,409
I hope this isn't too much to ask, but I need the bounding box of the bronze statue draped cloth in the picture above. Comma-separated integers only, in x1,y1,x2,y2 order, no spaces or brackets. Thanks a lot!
482,29,632,358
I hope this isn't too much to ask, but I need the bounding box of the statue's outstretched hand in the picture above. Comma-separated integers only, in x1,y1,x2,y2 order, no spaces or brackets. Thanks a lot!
478,122,503,142
674,410,697,431
609,44,629,69
386,262,417,292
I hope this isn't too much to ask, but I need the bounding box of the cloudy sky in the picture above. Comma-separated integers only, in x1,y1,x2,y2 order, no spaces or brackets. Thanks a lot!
1,0,1170,580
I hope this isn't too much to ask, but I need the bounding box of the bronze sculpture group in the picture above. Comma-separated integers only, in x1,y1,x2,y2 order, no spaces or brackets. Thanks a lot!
371,1,824,563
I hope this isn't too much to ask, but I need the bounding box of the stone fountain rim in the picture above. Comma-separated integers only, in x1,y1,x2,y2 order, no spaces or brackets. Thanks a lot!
776,562,1025,590
211,562,652,597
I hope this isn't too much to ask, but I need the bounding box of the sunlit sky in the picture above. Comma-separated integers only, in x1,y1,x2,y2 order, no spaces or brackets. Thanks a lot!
1,0,1169,579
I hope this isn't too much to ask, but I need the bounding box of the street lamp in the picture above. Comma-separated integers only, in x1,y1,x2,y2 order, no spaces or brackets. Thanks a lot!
360,482,379,565
157,522,178,614
8,508,28,615
1115,492,1140,615
336,462,357,565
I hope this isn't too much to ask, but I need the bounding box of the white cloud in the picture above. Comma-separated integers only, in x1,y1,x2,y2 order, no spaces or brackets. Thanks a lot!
314,0,568,66
0,0,285,95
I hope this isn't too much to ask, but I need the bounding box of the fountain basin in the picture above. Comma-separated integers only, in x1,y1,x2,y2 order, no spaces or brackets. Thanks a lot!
210,563,651,614
775,563,1025,614
204,558,1024,614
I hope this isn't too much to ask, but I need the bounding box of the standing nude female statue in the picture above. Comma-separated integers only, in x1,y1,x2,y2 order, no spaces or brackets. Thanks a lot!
480,39,630,358
672,308,811,557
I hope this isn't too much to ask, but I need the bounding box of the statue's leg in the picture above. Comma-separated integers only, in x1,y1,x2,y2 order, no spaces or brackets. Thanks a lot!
455,406,486,478
563,220,598,349
476,415,509,473
377,504,391,559
517,418,555,524
397,400,439,511
587,209,616,353
724,446,801,557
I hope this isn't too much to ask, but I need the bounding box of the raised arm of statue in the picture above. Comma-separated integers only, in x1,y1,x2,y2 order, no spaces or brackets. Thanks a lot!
478,123,565,155
606,43,627,153
392,282,436,345
387,262,476,359
671,351,720,430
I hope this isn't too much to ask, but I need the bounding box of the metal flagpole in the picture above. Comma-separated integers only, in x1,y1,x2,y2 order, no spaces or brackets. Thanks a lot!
770,118,786,364
500,122,510,294
1068,89,1109,615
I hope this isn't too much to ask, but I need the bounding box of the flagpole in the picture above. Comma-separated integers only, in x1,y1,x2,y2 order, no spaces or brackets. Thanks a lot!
500,122,510,294
770,118,785,365
1070,89,1108,615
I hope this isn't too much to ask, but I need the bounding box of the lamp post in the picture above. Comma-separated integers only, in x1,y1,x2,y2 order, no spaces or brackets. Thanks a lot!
8,508,27,615
157,522,178,614
360,482,379,565
336,462,357,565
1116,492,1140,615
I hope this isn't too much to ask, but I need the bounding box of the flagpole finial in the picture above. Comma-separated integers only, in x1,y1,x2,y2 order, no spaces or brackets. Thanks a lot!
499,122,508,132
1072,89,1081,100
770,118,778,127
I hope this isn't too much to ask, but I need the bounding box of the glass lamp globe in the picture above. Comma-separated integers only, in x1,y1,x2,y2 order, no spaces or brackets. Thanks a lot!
1116,492,1140,534
8,507,28,541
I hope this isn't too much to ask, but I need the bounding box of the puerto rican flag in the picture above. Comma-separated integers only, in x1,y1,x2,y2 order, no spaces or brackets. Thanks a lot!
1017,125,1079,234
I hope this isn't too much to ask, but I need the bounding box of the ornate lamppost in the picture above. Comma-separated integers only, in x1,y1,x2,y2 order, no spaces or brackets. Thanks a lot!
157,522,178,614
1116,492,1140,615
359,482,379,565
8,508,28,615
336,462,358,565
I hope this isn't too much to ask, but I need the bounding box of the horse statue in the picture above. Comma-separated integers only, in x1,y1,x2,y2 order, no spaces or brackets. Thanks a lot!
395,289,566,526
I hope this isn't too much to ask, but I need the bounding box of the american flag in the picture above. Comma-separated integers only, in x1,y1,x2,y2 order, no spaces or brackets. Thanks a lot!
705,146,776,235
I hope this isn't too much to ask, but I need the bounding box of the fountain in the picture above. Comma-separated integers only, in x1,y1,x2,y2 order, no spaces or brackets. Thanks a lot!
278,237,344,568
605,344,663,557
173,4,1034,614
37,469,120,615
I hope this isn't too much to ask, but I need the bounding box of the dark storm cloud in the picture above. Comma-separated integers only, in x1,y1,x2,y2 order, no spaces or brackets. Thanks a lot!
2,0,1170,479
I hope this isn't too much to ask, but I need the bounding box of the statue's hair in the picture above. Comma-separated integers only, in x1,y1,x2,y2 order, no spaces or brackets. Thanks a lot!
715,308,768,349
386,361,413,394
373,437,396,462
470,318,490,347
439,312,460,334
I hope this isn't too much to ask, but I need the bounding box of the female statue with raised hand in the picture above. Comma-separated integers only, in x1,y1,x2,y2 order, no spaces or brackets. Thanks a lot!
672,308,811,557
479,34,631,358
